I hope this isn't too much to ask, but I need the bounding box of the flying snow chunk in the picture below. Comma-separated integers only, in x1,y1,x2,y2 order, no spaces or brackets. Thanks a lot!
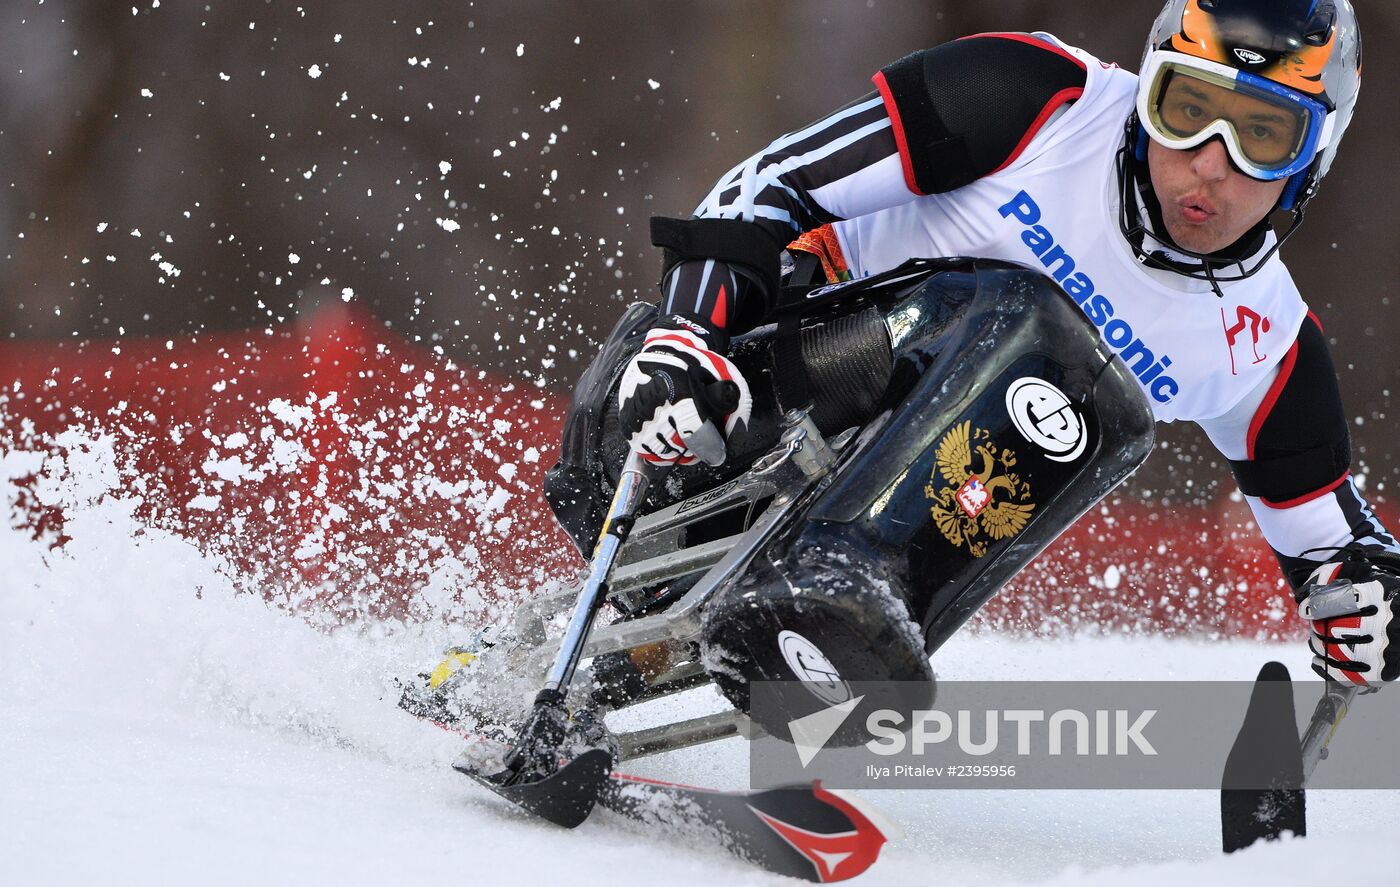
188,494,221,512
288,252,300,264
1104,564,1122,590
439,160,452,175
268,398,313,428
516,43,525,57
141,88,154,98
437,218,461,232
96,222,108,233
203,455,253,483
647,79,660,90
219,72,230,81
308,64,323,79
341,287,354,302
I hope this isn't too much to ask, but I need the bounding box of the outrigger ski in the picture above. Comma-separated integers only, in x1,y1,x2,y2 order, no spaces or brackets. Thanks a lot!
1220,661,1367,853
455,742,614,830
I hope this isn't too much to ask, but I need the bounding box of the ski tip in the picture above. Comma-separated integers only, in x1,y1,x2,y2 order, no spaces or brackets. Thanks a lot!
777,782,897,882
1220,660,1306,853
815,783,904,843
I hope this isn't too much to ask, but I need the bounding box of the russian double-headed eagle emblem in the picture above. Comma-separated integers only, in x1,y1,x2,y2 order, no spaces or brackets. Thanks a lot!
925,420,1035,557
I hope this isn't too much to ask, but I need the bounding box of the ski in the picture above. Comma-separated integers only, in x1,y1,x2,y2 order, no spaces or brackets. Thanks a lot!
600,771,896,883
1220,661,1306,852
421,715,895,882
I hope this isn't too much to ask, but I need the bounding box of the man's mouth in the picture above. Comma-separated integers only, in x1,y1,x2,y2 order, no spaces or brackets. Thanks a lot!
1178,195,1217,224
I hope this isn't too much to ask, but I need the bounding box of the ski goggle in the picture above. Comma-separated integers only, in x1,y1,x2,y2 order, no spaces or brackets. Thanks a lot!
1137,51,1331,181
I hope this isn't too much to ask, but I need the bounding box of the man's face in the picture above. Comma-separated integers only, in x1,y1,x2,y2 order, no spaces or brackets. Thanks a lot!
1146,136,1287,254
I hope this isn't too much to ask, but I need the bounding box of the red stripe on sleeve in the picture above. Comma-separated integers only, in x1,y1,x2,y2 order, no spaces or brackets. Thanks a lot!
871,69,923,196
989,86,1084,175
709,283,728,330
1245,338,1300,460
1247,315,1347,509
959,32,1088,70
1261,470,1349,510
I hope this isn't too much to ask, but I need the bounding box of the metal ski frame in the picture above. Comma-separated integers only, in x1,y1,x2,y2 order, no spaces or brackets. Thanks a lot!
1299,681,1360,783
501,409,855,761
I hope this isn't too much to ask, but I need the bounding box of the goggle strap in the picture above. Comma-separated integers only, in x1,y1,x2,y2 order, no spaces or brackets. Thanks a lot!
1281,170,1310,212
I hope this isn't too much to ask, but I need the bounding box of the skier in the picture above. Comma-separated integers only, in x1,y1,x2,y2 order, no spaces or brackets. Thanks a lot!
615,0,1400,684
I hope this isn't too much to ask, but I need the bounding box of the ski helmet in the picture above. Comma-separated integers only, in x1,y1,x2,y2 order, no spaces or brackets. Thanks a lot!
1135,0,1361,212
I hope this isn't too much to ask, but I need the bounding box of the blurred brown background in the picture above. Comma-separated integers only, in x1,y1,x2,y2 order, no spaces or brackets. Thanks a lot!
1,0,1396,502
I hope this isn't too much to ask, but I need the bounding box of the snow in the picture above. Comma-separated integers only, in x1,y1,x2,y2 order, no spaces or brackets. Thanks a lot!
4,448,1397,885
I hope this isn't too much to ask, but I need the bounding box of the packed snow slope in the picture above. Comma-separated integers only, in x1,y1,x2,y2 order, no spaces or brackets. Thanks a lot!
4,441,1398,886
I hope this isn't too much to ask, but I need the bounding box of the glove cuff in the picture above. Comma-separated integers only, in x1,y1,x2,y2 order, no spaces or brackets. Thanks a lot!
649,314,723,350
1293,548,1400,601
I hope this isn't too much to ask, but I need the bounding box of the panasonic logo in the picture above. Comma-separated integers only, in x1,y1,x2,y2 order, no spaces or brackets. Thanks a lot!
998,191,1180,404
1233,47,1267,65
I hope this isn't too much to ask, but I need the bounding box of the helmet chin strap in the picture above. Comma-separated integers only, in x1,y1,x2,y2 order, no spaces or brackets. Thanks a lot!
1118,114,1309,298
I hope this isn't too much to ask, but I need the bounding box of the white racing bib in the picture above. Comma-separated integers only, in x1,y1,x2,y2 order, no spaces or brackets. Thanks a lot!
833,35,1307,424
